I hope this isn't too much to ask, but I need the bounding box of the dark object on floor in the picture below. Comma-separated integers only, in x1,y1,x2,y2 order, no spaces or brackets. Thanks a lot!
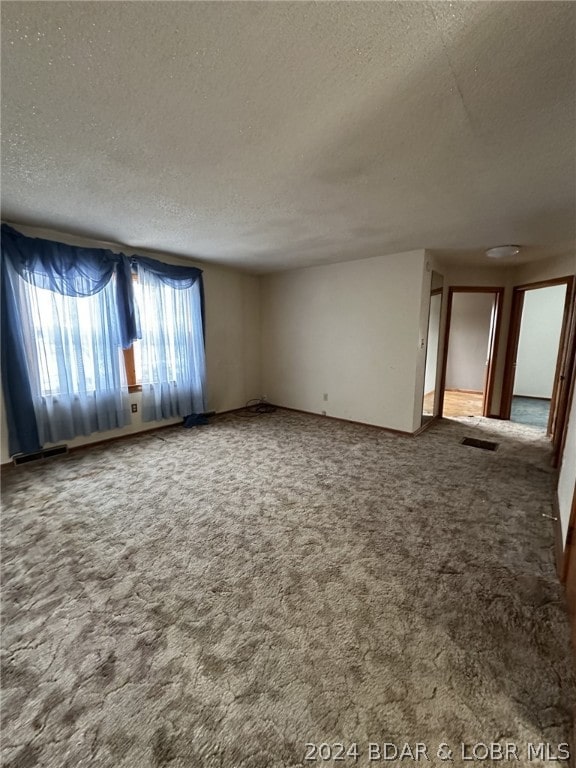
244,398,277,415
510,396,550,429
182,413,209,428
461,437,499,451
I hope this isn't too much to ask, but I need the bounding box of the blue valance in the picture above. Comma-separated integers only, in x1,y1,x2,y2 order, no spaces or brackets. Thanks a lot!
3,224,117,294
1,224,138,347
133,255,203,289
134,255,205,334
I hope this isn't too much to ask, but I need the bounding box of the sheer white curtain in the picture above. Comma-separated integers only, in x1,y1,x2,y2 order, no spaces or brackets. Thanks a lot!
136,266,206,421
7,261,130,445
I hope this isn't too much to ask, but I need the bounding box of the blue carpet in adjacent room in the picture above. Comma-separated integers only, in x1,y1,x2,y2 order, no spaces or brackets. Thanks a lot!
510,396,550,429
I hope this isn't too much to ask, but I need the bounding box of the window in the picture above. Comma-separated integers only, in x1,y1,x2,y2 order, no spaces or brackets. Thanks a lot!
122,274,205,398
23,278,127,397
2,223,206,455
5,256,130,448
133,264,206,422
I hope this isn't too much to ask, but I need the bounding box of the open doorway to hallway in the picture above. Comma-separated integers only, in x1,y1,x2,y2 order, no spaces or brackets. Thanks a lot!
502,277,574,441
510,284,567,429
439,287,503,419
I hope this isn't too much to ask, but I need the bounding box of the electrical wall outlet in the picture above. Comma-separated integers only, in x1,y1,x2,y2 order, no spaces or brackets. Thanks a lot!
131,403,138,413
321,410,326,416
323,393,328,401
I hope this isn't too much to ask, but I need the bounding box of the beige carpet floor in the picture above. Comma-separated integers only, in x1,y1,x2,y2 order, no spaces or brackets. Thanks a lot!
1,411,574,767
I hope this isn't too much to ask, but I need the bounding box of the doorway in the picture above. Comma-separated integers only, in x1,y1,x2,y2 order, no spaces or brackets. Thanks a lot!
501,277,574,439
439,287,504,418
421,271,444,426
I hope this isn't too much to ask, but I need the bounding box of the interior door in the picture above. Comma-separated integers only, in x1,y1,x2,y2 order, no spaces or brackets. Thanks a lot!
501,277,574,435
482,291,503,417
552,284,576,466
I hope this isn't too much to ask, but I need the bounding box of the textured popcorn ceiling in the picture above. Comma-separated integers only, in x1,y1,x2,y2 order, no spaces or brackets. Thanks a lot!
1,1,575,273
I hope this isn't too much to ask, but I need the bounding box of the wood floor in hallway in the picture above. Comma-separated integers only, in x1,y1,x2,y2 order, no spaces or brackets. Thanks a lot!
424,389,484,417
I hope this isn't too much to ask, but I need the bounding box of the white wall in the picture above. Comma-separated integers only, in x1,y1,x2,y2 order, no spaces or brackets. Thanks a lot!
558,387,576,546
514,252,576,285
261,250,427,433
0,223,261,463
445,292,494,392
513,285,566,399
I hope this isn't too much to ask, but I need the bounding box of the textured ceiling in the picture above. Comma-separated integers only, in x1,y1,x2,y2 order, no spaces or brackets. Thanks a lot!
2,1,575,273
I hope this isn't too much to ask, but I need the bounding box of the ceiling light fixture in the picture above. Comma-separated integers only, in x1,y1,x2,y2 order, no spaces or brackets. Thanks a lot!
485,245,520,260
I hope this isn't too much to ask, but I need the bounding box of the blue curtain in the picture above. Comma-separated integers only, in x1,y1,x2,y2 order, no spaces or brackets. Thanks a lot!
135,257,206,422
1,225,137,455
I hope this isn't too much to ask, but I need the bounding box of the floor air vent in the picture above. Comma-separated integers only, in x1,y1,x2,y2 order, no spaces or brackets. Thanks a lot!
13,445,68,465
461,437,499,451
